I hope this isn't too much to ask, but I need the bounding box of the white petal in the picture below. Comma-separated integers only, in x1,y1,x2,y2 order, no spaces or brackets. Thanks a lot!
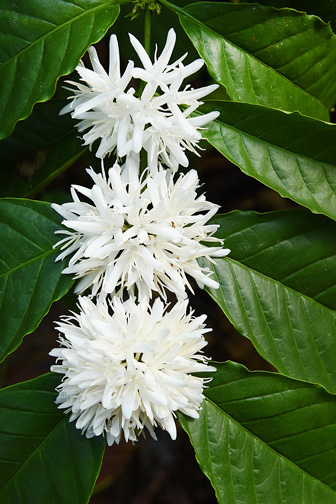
108,34,120,80
129,33,152,70
156,28,176,69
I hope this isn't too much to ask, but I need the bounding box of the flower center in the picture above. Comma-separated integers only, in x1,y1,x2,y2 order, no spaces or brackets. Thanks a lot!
120,352,144,368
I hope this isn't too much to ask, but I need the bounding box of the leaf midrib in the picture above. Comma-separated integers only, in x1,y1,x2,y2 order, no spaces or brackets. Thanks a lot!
0,246,59,280
209,106,336,170
0,404,67,495
213,392,336,463
202,397,336,496
0,1,116,72
223,256,336,327
178,4,328,114
205,255,336,388
213,257,336,392
211,212,336,302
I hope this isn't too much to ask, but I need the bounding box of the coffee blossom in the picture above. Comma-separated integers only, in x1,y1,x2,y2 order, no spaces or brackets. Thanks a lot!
50,296,215,445
60,28,219,171
52,162,230,299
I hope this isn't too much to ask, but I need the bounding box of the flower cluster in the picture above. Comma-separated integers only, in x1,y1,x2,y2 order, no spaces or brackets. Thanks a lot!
60,28,219,171
50,296,214,445
52,164,229,299
50,28,228,445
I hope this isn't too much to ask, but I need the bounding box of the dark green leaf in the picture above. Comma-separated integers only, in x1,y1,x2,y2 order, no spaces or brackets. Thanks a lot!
179,361,336,503
238,0,336,33
0,98,76,166
0,0,121,140
201,212,336,392
0,199,73,363
0,97,85,198
202,100,336,220
27,134,86,199
212,209,336,311
0,373,105,504
206,362,336,489
174,1,336,118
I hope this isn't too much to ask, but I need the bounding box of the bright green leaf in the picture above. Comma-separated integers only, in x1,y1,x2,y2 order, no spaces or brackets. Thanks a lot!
202,100,336,220
239,0,336,33
173,1,336,118
212,209,336,311
0,373,105,504
0,0,121,140
200,212,336,392
179,361,336,503
0,199,73,363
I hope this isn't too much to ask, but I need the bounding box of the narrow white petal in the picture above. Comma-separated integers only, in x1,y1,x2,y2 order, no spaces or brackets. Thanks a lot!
129,33,152,70
108,34,120,80
156,28,176,68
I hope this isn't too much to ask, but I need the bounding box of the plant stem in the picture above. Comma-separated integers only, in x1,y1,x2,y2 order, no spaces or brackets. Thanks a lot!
137,6,152,98
158,0,186,17
139,5,152,174
144,6,151,58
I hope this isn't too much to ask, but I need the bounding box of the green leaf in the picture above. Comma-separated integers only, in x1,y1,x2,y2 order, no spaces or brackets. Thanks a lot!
201,211,336,392
0,373,105,504
0,98,75,166
0,199,73,363
212,209,336,311
0,0,121,140
238,0,336,33
202,100,336,220
26,132,86,199
25,137,87,198
174,1,336,119
179,361,336,503
0,97,85,198
206,362,336,489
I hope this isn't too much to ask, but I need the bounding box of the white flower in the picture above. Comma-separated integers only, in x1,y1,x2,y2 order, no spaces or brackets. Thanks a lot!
52,162,230,299
50,296,215,445
61,28,219,170
60,35,141,160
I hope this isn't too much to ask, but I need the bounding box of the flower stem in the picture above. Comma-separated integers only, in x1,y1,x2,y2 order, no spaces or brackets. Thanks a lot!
144,6,151,58
139,5,152,174
137,6,152,99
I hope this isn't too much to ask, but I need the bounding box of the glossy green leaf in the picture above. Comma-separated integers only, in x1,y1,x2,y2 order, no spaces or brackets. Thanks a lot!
179,361,336,503
0,373,105,504
0,199,73,363
172,1,336,118
212,209,336,311
201,212,336,392
0,0,121,140
202,100,336,220
0,97,85,198
239,0,336,33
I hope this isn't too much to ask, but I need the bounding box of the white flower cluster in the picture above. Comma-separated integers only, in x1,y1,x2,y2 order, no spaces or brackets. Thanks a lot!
50,297,214,445
60,29,219,171
51,28,229,445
